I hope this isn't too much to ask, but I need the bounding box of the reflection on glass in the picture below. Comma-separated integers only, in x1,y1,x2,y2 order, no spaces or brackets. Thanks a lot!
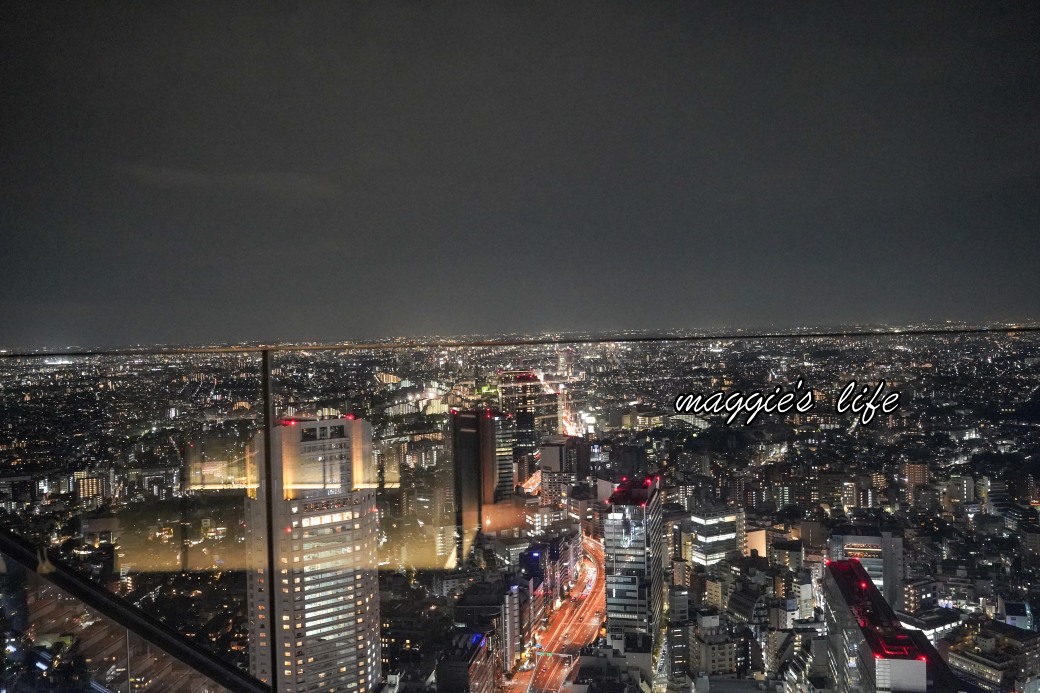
0,354,264,677
1,552,234,692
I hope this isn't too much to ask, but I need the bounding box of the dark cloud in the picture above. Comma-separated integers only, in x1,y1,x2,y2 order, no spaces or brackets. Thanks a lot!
119,165,341,200
1,1,1038,348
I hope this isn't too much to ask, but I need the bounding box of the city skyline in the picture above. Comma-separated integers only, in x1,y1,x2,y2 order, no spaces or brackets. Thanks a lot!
4,332,1040,693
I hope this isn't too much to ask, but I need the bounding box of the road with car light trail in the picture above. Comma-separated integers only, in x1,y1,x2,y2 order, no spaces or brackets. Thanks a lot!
507,536,606,693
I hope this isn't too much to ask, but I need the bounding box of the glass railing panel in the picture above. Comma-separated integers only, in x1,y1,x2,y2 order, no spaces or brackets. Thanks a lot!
0,352,268,686
263,331,1038,692
1,549,241,692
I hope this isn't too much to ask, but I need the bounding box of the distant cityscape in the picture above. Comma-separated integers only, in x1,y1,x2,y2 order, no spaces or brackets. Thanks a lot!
2,326,1040,692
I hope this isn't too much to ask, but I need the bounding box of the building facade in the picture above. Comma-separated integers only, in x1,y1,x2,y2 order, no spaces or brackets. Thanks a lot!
605,476,664,652
828,526,905,610
449,408,516,566
822,559,963,693
247,418,381,693
682,505,747,566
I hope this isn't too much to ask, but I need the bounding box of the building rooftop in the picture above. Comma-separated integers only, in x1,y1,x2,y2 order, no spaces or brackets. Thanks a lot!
897,607,962,631
772,539,804,552
828,560,970,691
983,619,1040,645
832,524,895,537
828,559,926,660
442,631,489,662
1002,601,1028,618
606,475,660,506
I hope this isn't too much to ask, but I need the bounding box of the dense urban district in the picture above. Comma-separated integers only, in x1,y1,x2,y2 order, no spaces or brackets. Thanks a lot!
2,328,1040,693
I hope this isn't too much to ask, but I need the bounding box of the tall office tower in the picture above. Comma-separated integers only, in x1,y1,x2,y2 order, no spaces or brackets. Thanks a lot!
815,471,850,507
537,440,578,508
828,526,904,611
822,560,962,693
491,414,516,500
374,438,404,486
247,418,381,693
498,370,559,445
449,409,516,566
901,462,929,504
681,505,747,566
842,481,858,511
556,346,576,376
605,476,665,650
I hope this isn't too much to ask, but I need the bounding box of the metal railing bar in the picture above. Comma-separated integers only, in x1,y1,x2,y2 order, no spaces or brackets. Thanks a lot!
261,349,281,693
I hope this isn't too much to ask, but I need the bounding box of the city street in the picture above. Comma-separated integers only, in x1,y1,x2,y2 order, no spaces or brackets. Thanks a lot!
511,536,606,693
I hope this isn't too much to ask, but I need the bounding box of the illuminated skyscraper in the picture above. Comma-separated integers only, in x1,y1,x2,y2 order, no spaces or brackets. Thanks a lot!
247,418,380,693
498,370,559,447
605,475,664,650
681,505,747,566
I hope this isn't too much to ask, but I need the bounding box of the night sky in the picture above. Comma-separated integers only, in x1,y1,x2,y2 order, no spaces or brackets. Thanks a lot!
2,2,1038,349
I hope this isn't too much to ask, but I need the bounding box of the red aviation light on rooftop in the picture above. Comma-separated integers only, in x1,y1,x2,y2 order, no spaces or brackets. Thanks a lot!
345,413,355,420
280,419,298,426
917,655,928,662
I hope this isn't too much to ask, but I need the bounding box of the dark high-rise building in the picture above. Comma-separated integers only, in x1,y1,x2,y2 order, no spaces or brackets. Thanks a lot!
611,444,648,478
537,436,589,509
449,409,516,566
435,629,498,693
540,435,591,479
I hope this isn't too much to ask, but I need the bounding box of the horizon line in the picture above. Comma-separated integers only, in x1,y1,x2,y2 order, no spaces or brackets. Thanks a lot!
2,320,1039,359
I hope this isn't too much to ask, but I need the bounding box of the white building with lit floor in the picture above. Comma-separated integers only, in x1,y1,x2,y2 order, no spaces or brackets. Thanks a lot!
247,417,381,693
